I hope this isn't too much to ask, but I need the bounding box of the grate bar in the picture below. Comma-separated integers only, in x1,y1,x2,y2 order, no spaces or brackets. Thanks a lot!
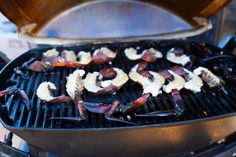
18,71,32,127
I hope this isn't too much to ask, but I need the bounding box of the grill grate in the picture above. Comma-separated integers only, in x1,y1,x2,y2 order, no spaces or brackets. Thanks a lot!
3,41,236,128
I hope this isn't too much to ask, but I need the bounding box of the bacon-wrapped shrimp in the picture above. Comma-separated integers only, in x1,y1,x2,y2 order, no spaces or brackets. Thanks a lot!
129,62,165,96
36,82,71,103
166,47,190,66
48,69,87,122
92,47,116,65
77,51,92,67
66,69,87,120
141,48,163,62
84,67,128,94
43,49,80,68
61,50,79,68
159,69,185,93
17,49,92,74
124,47,142,60
42,49,66,67
193,67,222,88
172,66,203,93
43,48,59,58
22,49,63,72
124,47,163,62
66,69,85,100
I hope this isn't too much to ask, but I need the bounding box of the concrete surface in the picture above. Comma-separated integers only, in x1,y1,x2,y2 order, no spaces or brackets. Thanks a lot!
0,123,22,149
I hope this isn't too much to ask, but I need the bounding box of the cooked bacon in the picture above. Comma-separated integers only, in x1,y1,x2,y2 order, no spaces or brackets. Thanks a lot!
99,68,117,78
158,69,173,80
142,50,157,62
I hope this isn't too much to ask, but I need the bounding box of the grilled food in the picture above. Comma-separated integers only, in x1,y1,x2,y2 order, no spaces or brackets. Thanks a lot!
172,66,203,93
141,48,163,62
36,82,71,103
42,49,80,68
124,47,142,60
77,51,92,66
92,47,116,65
159,69,186,116
129,62,165,96
84,67,128,94
124,47,163,62
166,47,190,66
66,69,85,100
62,50,80,68
193,67,221,87
43,48,59,57
159,69,185,93
66,69,87,119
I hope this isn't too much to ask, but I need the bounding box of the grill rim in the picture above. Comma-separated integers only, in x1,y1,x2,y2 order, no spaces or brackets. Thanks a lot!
1,110,236,131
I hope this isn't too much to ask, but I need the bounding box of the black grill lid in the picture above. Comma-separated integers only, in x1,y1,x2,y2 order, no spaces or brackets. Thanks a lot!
0,0,231,44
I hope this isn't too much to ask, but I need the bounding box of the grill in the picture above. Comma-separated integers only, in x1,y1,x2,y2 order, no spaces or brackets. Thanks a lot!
0,40,236,156
1,40,236,129
0,1,236,156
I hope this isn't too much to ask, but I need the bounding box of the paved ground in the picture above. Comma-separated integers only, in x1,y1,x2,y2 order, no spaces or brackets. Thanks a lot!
0,123,22,148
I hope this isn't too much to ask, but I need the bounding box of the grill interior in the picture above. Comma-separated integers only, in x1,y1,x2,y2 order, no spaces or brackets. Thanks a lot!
2,40,236,129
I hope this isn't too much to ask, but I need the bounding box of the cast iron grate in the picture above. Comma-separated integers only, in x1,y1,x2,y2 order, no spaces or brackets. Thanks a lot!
2,40,236,128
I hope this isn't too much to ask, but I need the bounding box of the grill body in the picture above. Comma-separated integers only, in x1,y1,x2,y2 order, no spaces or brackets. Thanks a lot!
4,116,236,156
0,40,236,156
